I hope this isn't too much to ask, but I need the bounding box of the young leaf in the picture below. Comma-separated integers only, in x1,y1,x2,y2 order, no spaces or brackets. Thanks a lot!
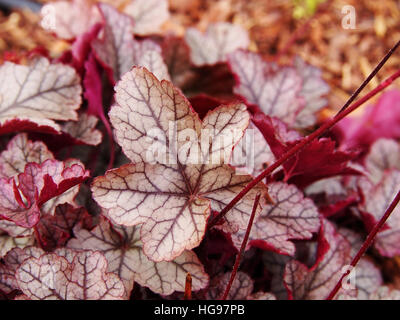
0,159,89,228
92,67,267,261
16,250,126,300
185,23,250,66
228,50,304,126
40,0,101,40
283,220,352,300
231,182,320,256
123,0,170,35
0,133,53,178
0,58,82,134
93,3,168,83
68,217,208,295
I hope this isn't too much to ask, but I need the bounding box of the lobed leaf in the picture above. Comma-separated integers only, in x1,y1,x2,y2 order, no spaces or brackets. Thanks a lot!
92,67,267,261
293,57,329,128
93,3,168,84
61,113,103,146
0,58,82,134
185,23,250,66
68,217,208,295
0,133,53,178
40,0,101,40
16,249,126,300
228,50,304,126
231,182,320,256
124,0,170,35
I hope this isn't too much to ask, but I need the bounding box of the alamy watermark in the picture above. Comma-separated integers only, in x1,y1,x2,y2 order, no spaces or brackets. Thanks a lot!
144,121,256,174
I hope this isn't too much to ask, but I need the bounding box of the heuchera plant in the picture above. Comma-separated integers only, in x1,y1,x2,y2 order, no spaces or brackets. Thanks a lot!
1,0,400,300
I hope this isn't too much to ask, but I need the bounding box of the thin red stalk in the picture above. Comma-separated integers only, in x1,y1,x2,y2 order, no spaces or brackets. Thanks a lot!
221,193,261,300
208,68,400,229
326,189,400,300
336,39,400,114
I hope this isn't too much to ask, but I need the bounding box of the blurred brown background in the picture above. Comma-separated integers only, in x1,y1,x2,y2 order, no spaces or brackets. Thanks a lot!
1,0,399,111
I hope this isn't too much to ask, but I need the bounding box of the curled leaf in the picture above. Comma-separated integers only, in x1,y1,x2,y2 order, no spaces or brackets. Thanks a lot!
0,159,89,228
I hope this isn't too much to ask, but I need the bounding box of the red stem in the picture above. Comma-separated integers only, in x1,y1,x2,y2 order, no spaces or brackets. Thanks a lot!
326,189,400,300
221,193,261,300
184,273,192,300
209,68,400,229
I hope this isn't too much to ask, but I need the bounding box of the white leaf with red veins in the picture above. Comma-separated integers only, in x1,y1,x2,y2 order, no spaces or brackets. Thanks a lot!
284,220,352,300
92,67,267,262
93,3,168,83
124,0,169,35
62,113,103,146
337,258,382,300
16,249,126,300
40,0,101,40
231,182,320,256
137,51,171,81
365,139,400,184
248,292,277,300
0,159,89,228
370,286,400,300
0,58,82,131
360,170,400,257
0,247,44,293
68,218,208,295
0,133,53,178
206,272,253,300
185,23,250,66
228,50,304,126
293,57,329,128
231,121,275,176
